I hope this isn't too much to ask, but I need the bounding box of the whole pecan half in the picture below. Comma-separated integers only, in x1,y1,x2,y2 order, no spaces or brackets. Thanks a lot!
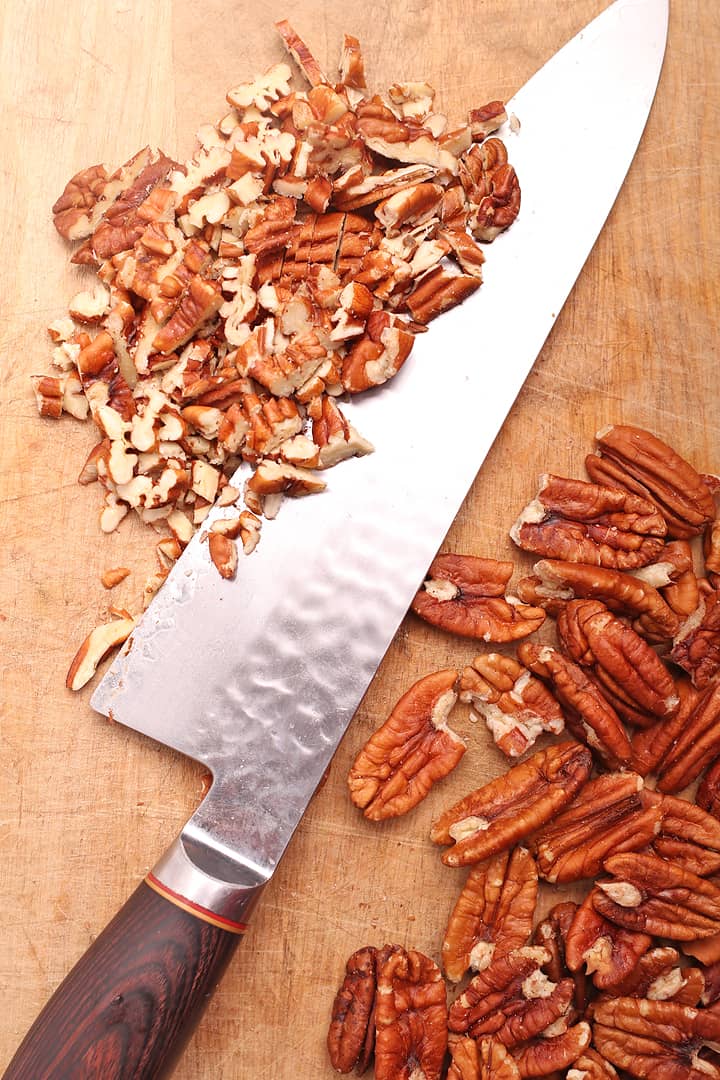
411,554,545,642
509,472,666,569
347,669,464,820
605,946,705,1007
442,846,538,982
568,1049,620,1080
591,996,720,1080
565,889,652,989
532,772,661,884
595,852,720,940
448,1036,521,1080
448,947,574,1047
374,947,448,1080
430,742,592,867
518,643,633,770
512,1022,591,1078
459,653,564,758
532,902,588,1016
655,680,720,794
630,675,701,777
586,423,715,539
643,791,720,877
327,945,380,1074
671,588,720,689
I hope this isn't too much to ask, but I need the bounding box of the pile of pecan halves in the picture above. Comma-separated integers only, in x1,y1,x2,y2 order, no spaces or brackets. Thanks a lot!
330,424,720,1080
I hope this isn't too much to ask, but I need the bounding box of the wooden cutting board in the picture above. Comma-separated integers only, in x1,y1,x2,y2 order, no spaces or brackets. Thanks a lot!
1,1,718,1076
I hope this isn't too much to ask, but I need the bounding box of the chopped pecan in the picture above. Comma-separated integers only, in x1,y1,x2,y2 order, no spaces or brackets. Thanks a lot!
532,902,588,1015
355,96,457,172
512,1022,591,1078
655,680,720,793
591,996,720,1080
327,946,378,1074
533,773,661,884
340,310,414,394
347,669,465,820
644,791,720,877
275,20,326,86
374,947,447,1080
468,101,508,141
66,611,135,691
518,643,633,770
565,889,652,989
430,742,592,867
587,424,715,539
207,532,238,580
412,554,545,643
706,521,720,587
460,139,520,241
101,567,130,589
442,846,538,982
405,267,479,324
459,652,564,758
338,33,367,91
52,162,113,239
595,852,720,940
671,588,720,689
607,946,705,1006
567,1049,620,1080
152,276,222,354
375,182,444,236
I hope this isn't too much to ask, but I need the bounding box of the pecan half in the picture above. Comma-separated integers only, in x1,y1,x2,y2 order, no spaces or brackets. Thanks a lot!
510,473,666,569
565,889,652,989
595,852,720,940
697,756,720,820
533,773,661,884
606,946,705,1007
567,1049,619,1080
532,902,588,1015
512,1022,591,1078
630,675,701,777
442,846,538,982
448,1037,521,1080
587,424,715,539
430,742,592,867
634,539,700,618
374,947,447,1080
518,643,633,770
459,653,564,759
655,680,720,794
347,669,465,820
644,791,720,877
327,946,378,1074
411,554,545,643
671,588,720,689
591,996,720,1080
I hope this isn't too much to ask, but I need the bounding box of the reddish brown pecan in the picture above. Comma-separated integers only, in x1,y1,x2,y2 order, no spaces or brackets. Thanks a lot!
510,473,666,569
448,1037,521,1080
606,946,705,1007
643,791,720,877
630,675,701,776
340,309,414,394
327,946,379,1074
430,742,592,868
591,996,720,1080
518,643,633,770
347,669,464,820
374,947,447,1080
634,539,701,618
442,846,538,982
460,139,520,241
152,276,223,354
568,1049,620,1080
587,424,715,539
459,653,564,759
595,852,720,940
655,680,720,794
705,521,720,588
698,757,720,820
512,1022,591,1078
533,773,661,884
566,889,652,990
412,554,545,643
702,958,720,1005
671,588,720,689
532,902,588,1016
405,268,480,325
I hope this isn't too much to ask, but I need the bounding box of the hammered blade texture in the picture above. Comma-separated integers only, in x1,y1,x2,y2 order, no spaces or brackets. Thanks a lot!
92,0,668,878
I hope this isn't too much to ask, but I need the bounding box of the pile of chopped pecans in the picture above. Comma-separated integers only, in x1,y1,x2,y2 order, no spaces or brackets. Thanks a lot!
331,424,720,1079
34,22,520,690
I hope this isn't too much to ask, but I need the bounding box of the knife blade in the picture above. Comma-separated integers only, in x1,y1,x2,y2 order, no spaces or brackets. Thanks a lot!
5,1,668,1076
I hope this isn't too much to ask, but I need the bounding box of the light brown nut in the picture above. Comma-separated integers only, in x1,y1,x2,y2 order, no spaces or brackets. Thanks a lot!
405,267,480,324
412,554,545,643
208,532,238,580
655,680,720,794
512,1022,591,1078
595,852,720,940
698,757,720,820
347,669,465,820
66,612,135,691
567,1049,619,1080
510,473,666,569
591,996,720,1080
606,946,705,1007
52,162,113,240
430,742,592,868
448,1037,521,1080
275,20,326,86
461,139,520,241
31,375,65,418
152,276,223,354
468,101,508,141
566,889,652,990
101,567,131,589
518,643,633,770
459,653,564,758
442,846,538,982
375,182,444,235
448,947,574,1047
643,791,720,877
327,946,378,1075
532,902,588,1016
340,310,415,394
587,424,715,539
532,773,661,884
557,599,679,721
374,947,447,1080
338,32,366,90
671,589,720,689
706,521,720,588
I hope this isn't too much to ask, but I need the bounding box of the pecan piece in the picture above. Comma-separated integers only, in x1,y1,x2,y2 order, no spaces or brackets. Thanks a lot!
567,1049,619,1080
448,1037,521,1080
412,554,545,643
533,773,661,884
512,1022,591,1078
607,946,705,1007
644,791,720,877
459,653,564,758
374,947,447,1080
327,946,378,1074
595,852,720,940
405,267,480,325
698,756,720,820
630,675,701,777
510,473,666,569
591,996,720,1080
671,588,720,689
347,669,465,820
566,890,652,989
587,424,715,539
634,540,700,618
655,680,720,794
442,846,538,982
518,643,633,770
430,742,592,867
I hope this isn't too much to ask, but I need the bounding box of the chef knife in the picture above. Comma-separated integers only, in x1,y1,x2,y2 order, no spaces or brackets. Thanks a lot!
5,1,669,1076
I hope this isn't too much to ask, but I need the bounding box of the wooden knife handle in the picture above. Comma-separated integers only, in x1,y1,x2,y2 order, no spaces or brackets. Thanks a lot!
3,880,241,1080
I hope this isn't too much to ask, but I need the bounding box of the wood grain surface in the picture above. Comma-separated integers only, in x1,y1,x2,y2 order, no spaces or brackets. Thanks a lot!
1,1,718,1077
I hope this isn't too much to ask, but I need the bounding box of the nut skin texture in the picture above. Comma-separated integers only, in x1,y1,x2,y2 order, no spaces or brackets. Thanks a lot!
327,946,378,1074
630,676,701,778
412,554,545,643
697,757,720,820
588,424,715,539
347,669,465,820
569,1049,620,1080
531,902,589,1017
655,680,720,794
605,946,705,1007
442,846,538,982
373,947,447,1080
448,1037,521,1080
671,588,720,690
511,1021,591,1078
431,742,592,868
643,791,720,877
566,889,652,990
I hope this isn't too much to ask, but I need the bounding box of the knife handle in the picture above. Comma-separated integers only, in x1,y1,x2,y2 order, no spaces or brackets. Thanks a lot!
4,868,261,1079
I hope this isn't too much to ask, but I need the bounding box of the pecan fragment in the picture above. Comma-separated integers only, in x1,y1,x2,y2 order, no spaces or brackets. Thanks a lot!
567,1049,619,1080
347,669,465,820
671,588,720,689
327,946,378,1074
512,1022,591,1078
430,742,592,867
405,267,480,325
698,757,720,820
607,946,705,1007
442,846,538,982
655,680,720,794
66,611,135,691
374,947,447,1080
412,554,545,643
566,889,652,989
